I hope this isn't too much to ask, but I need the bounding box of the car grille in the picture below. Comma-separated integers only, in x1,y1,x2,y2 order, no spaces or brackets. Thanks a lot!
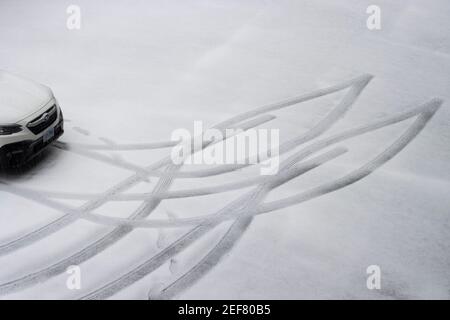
27,105,58,135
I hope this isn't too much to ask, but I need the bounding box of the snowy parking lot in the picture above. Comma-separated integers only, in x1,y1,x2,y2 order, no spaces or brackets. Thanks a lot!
0,0,449,299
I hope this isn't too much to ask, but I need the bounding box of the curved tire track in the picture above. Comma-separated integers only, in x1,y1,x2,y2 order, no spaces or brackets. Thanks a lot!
154,98,441,300
81,147,346,300
0,74,372,296
0,114,272,256
78,76,374,299
1,98,440,230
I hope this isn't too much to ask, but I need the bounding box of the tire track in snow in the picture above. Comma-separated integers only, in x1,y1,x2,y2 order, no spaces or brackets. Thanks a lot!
66,140,179,151
79,76,374,299
0,115,271,257
0,74,370,245
0,74,372,296
154,98,441,300
1,97,440,230
0,72,371,206
153,147,346,300
54,75,372,177
78,98,440,299
0,76,373,234
81,147,346,300
0,116,272,295
0,162,180,296
53,114,277,179
34,73,371,197
61,74,372,153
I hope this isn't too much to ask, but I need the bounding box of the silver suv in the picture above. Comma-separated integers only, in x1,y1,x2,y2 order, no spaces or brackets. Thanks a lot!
0,70,64,168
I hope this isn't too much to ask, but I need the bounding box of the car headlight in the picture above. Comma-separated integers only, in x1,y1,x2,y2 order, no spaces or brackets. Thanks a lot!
0,124,23,135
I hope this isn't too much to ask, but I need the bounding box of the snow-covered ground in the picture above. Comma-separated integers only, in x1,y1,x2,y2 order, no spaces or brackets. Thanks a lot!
0,0,449,299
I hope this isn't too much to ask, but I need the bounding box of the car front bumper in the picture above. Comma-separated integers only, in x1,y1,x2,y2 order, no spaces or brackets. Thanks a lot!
0,118,64,168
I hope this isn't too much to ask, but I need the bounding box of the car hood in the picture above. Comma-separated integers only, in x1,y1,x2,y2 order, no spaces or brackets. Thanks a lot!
0,70,54,123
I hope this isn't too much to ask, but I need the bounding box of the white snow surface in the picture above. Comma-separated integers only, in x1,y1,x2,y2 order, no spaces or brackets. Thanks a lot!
0,0,449,299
